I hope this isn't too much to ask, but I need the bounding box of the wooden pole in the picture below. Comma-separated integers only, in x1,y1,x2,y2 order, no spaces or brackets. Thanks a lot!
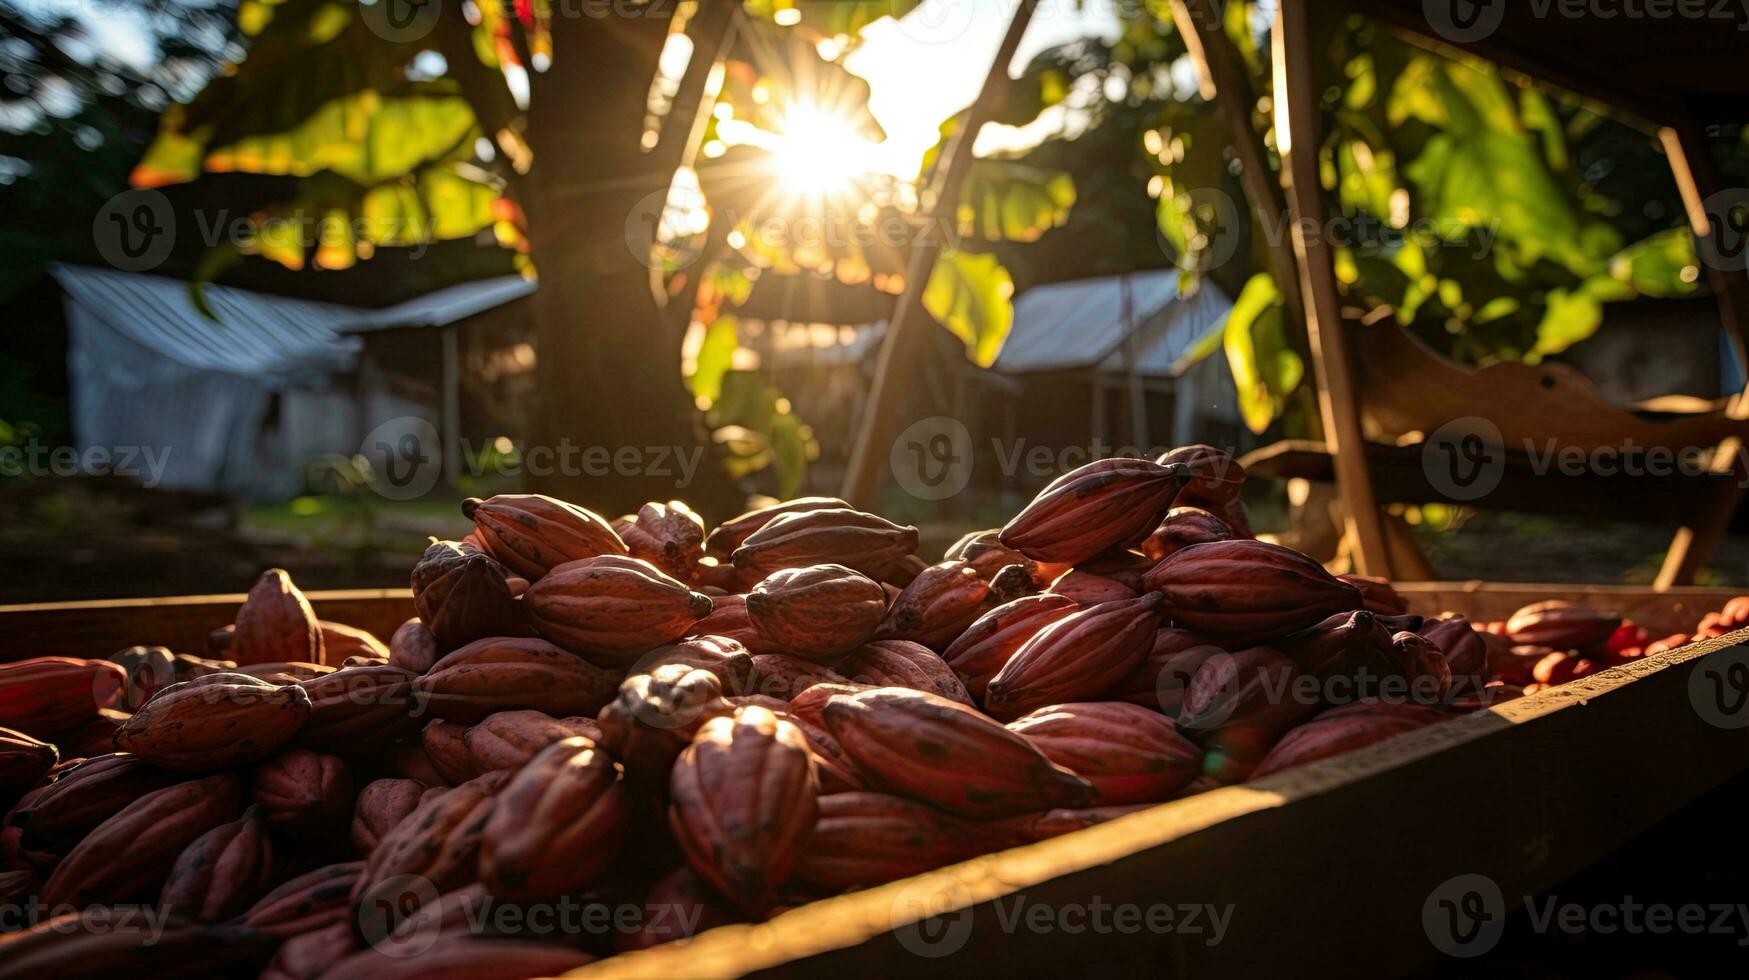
441,325,462,489
1274,0,1393,577
839,1,1038,507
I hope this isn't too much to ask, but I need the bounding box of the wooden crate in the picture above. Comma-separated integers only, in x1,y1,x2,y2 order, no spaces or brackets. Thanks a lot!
3,585,1745,978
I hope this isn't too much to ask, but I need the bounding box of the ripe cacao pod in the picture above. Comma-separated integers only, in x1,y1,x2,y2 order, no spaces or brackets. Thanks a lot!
706,496,853,559
40,773,242,907
1157,444,1251,536
318,939,593,980
0,868,35,909
464,709,602,773
524,555,714,665
462,493,627,580
1531,651,1602,686
1178,647,1318,784
835,640,973,705
318,621,390,663
999,458,1188,565
414,636,620,722
0,910,275,980
1142,539,1363,643
1505,600,1622,652
1419,615,1490,683
1251,699,1455,779
1045,569,1137,605
0,727,56,789
1140,507,1234,562
1007,702,1203,804
943,528,1039,582
115,674,310,772
351,769,510,911
619,500,707,581
987,563,1040,604
232,660,333,685
259,922,356,980
1111,628,1226,716
251,750,352,836
746,653,849,701
628,634,755,696
159,804,273,922
669,706,818,915
294,664,423,752
0,657,127,738
351,779,441,857
731,508,920,581
793,792,980,894
480,736,629,901
595,665,734,787
1277,610,1449,704
1340,575,1410,616
875,562,990,651
410,541,522,649
984,593,1166,721
232,569,326,667
9,752,179,853
388,620,439,674
242,860,364,936
618,867,742,951
746,564,886,661
421,719,478,784
984,804,1153,846
777,686,871,794
823,688,1093,818
107,645,178,711
941,594,1080,702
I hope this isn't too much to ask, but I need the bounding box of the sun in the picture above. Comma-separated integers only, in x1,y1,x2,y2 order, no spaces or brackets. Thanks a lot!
771,102,871,195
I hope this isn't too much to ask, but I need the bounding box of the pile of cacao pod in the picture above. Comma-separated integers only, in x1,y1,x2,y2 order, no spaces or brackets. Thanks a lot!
0,447,1739,975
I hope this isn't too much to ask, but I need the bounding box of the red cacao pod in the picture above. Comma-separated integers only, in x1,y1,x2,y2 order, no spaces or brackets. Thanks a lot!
351,769,510,911
746,654,850,701
746,564,887,661
388,620,439,674
684,593,761,650
1007,702,1202,804
595,665,734,787
705,496,852,560
731,508,920,581
319,621,390,663
524,555,714,665
1420,615,1490,681
1251,699,1455,779
116,674,310,772
232,569,326,667
0,911,275,979
668,706,818,915
421,719,479,784
464,709,603,773
9,752,180,853
875,562,990,651
987,563,1040,604
793,791,980,894
159,804,274,922
0,727,56,789
619,500,707,581
40,773,243,907
1157,444,1251,536
108,645,178,711
943,528,1039,582
259,921,356,980
243,860,364,936
0,657,127,738
351,779,442,857
983,804,1153,846
232,660,332,685
1140,507,1235,562
251,749,352,836
941,595,1080,702
462,493,627,580
480,736,629,901
1143,539,1362,643
1178,647,1319,784
1045,569,1137,605
628,634,755,696
984,593,1166,721
294,664,423,752
618,867,742,951
999,458,1189,565
1531,651,1603,686
1505,601,1622,652
410,541,522,650
835,640,973,705
1340,575,1410,616
1278,610,1448,703
823,688,1093,818
1111,628,1227,716
414,636,620,722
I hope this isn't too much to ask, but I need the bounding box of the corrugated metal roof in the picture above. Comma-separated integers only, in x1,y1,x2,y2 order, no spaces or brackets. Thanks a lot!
993,270,1231,376
346,275,535,333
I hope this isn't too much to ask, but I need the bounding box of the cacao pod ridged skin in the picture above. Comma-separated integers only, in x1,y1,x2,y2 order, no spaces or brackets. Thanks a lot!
984,594,1167,722
668,706,819,916
1157,444,1252,537
292,664,423,753
1505,600,1622,652
0,727,57,789
1071,549,1156,592
0,868,36,908
388,620,439,674
351,769,511,913
1392,631,1454,702
411,541,523,650
746,564,887,662
0,911,275,980
835,640,973,705
595,666,734,787
480,736,630,901
110,645,179,711
1140,507,1234,562
793,791,981,894
1046,569,1137,605
259,921,356,980
982,804,1153,846
1339,575,1410,616
1112,628,1227,715
387,742,450,788
10,752,180,853
1006,702,1203,804
462,493,628,581
1276,611,1452,705
620,500,707,581
684,593,764,650
464,709,603,773
823,688,1094,819
1178,647,1319,784
1143,539,1363,644
524,555,714,665
987,564,1040,605
628,635,755,696
115,674,310,773
232,569,326,667
414,636,621,723
618,866,742,952
942,595,1080,702
232,660,333,685
1420,615,1490,682
705,496,853,560
422,719,479,784
776,685,872,793
0,657,127,738
159,804,274,922
40,773,243,907
351,779,439,857
251,749,352,835
747,653,851,701
1251,699,1456,779
998,458,1188,566
242,860,365,937
318,622,390,663
319,939,594,980
731,508,920,581
943,529,1039,583
874,562,991,651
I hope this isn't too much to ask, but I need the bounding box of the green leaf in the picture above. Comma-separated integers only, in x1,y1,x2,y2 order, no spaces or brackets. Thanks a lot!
923,250,1014,367
1223,273,1303,434
1533,287,1604,358
689,316,739,406
957,161,1075,242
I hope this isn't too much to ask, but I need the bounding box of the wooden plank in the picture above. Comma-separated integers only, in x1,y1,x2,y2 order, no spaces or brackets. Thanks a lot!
576,628,1749,979
1273,0,1392,579
0,590,415,661
1395,582,1739,636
